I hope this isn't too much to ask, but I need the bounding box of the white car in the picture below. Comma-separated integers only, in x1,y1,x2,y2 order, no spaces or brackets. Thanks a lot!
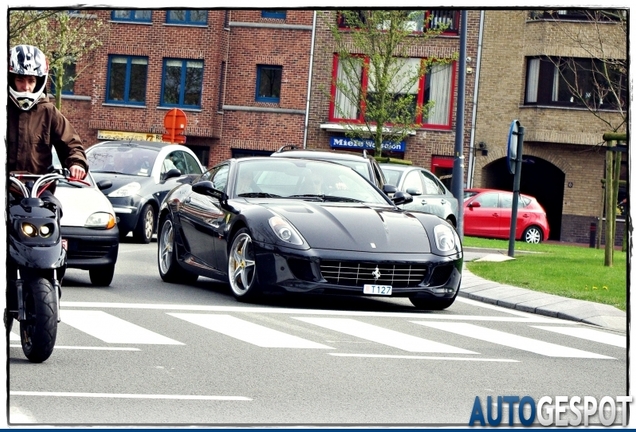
53,154,119,286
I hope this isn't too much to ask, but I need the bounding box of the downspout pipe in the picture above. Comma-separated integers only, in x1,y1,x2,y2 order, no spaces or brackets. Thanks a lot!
303,11,317,149
466,10,485,188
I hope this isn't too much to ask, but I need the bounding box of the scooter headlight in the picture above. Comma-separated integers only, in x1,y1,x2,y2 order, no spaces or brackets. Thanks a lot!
19,221,56,240
21,223,37,237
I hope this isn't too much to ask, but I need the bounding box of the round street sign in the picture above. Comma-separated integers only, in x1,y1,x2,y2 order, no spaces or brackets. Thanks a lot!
507,119,519,175
163,108,187,143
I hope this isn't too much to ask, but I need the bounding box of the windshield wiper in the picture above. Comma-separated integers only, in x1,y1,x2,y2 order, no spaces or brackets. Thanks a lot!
321,196,363,203
238,192,281,198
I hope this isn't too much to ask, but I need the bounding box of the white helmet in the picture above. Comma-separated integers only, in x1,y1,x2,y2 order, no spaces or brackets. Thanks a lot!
9,45,49,110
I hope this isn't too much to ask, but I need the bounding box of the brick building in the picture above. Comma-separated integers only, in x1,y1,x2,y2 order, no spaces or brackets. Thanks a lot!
58,9,314,168
28,8,626,244
471,10,627,243
306,10,481,189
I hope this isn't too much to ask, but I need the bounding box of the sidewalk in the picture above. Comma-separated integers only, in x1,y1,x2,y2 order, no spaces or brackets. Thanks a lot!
461,248,627,334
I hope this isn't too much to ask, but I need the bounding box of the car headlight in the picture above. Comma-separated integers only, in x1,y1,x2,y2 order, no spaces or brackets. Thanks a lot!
85,212,117,229
108,182,141,197
434,224,459,252
268,216,305,245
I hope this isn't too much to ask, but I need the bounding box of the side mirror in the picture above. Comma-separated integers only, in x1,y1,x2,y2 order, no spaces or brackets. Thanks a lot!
392,190,413,206
468,201,481,208
96,180,113,191
163,168,182,181
192,180,220,197
405,187,422,196
382,184,397,195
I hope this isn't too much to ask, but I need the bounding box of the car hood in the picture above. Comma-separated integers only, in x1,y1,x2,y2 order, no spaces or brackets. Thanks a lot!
91,173,151,195
55,186,115,228
260,202,432,253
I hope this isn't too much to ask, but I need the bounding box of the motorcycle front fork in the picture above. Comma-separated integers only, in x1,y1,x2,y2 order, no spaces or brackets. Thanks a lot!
14,268,62,323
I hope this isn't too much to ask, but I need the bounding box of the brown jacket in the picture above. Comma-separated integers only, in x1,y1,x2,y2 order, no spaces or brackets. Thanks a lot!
7,96,89,175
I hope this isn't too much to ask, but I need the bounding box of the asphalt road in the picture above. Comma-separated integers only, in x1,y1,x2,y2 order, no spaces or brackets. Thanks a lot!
6,241,629,427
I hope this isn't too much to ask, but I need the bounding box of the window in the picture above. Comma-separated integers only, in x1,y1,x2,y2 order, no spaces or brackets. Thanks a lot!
421,170,446,195
331,55,455,128
525,56,626,110
161,59,204,108
50,62,76,95
404,10,460,33
475,192,498,208
166,10,207,25
256,65,282,103
106,55,148,105
338,9,459,34
111,10,152,22
531,9,624,22
261,10,286,19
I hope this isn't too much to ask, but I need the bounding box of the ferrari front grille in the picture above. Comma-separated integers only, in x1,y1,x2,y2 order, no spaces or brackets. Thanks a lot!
320,261,427,288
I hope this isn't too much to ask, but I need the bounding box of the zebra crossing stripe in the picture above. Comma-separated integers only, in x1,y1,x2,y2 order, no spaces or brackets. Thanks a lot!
61,310,183,345
413,322,615,359
169,313,333,349
532,326,626,348
295,317,476,354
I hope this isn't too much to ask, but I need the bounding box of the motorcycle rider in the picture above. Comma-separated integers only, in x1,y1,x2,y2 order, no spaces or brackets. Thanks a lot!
7,44,88,196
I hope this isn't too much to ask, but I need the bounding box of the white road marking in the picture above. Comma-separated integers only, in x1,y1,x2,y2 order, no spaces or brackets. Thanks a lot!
10,343,139,351
330,353,519,362
532,325,627,348
9,406,36,423
61,301,573,324
295,317,476,354
61,310,183,345
169,313,333,349
10,391,250,401
413,322,615,359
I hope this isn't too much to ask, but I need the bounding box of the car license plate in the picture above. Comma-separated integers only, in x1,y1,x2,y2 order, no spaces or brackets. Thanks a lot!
62,239,67,250
363,284,392,295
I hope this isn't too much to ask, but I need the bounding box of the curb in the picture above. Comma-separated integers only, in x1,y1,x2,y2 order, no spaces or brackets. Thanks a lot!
460,267,626,334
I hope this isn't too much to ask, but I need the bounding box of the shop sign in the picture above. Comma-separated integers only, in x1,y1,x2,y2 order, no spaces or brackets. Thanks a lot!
97,130,163,142
330,136,405,153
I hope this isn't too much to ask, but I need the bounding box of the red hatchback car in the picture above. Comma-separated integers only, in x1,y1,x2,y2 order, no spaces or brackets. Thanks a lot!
463,188,550,243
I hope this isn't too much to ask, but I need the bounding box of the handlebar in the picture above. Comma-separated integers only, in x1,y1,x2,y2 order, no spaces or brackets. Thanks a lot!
9,172,90,199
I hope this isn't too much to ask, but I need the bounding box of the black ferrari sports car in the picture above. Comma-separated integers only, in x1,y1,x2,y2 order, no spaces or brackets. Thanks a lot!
157,157,463,310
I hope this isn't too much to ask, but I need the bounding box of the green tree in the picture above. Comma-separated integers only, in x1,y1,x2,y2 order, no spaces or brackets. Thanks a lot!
9,9,105,110
325,10,458,157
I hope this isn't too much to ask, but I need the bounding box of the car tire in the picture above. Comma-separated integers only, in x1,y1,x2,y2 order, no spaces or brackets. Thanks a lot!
522,225,543,244
158,216,198,284
410,290,458,310
133,204,155,244
89,264,115,287
228,228,261,302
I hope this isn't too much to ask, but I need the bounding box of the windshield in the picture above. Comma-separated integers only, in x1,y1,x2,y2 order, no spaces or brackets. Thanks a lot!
233,159,390,205
87,145,158,177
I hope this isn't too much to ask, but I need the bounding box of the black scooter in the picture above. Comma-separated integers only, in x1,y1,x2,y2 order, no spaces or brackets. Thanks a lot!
6,171,69,363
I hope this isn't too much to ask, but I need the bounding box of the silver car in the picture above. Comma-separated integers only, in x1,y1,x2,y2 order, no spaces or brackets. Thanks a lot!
380,163,459,227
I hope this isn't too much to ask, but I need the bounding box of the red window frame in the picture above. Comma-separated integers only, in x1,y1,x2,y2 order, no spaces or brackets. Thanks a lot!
329,54,456,130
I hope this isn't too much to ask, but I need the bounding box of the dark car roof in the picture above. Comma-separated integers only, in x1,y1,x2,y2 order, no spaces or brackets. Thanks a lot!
272,148,371,162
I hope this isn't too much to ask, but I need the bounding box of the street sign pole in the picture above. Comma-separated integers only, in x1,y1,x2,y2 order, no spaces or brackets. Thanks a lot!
508,122,524,257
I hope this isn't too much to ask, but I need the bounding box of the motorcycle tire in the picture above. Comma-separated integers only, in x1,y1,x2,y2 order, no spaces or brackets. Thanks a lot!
20,277,58,363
